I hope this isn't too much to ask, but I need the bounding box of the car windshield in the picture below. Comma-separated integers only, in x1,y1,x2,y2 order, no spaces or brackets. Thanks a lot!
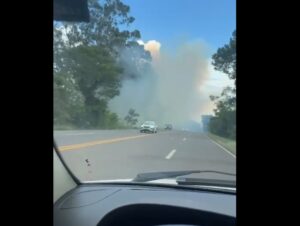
144,121,155,126
54,0,236,186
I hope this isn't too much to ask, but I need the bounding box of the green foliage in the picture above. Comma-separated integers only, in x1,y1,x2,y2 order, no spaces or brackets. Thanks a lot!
62,0,141,52
118,41,152,80
124,108,139,126
209,111,236,139
209,30,236,139
212,30,236,81
53,0,149,129
54,72,85,125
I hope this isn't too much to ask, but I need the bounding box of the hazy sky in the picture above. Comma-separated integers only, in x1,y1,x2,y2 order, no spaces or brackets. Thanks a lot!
122,0,235,92
111,0,236,122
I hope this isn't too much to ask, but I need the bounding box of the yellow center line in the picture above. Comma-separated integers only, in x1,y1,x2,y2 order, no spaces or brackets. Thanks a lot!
58,134,151,152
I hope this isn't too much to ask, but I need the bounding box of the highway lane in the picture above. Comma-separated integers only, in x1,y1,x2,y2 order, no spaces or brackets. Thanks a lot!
54,130,236,182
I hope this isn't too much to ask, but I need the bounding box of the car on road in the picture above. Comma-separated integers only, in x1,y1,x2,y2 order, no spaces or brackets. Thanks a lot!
164,124,173,130
140,121,158,133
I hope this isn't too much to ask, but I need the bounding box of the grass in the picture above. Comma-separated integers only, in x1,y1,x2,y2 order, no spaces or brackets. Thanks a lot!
53,124,77,130
207,133,236,155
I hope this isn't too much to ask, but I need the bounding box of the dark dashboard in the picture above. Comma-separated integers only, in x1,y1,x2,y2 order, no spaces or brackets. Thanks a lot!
54,184,236,226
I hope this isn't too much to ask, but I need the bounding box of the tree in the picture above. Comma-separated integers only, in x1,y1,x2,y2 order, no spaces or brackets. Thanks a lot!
103,111,121,129
117,41,152,80
54,71,85,126
64,45,123,127
212,30,236,82
124,109,139,126
62,0,141,53
53,0,151,129
209,30,236,139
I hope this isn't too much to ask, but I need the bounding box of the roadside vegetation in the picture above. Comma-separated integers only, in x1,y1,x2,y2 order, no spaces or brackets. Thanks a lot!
207,132,236,155
208,30,236,140
54,0,148,129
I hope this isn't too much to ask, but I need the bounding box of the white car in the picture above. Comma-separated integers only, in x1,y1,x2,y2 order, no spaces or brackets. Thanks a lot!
140,121,158,133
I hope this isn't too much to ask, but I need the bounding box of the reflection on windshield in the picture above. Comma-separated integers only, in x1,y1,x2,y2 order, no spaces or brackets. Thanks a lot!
54,0,236,186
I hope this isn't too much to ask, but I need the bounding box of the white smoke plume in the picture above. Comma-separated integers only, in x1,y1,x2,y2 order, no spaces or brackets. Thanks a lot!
109,40,216,128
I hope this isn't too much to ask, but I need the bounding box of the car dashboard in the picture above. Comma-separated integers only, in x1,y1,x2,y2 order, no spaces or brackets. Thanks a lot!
54,183,236,226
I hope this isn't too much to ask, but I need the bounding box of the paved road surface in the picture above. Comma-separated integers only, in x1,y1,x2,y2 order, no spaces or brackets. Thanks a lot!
54,130,236,182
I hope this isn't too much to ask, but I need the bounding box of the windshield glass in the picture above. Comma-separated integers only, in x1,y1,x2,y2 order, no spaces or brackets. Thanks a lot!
143,121,155,126
54,0,236,186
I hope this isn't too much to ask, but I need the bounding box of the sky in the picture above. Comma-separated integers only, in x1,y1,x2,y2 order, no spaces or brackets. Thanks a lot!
123,0,236,54
55,0,236,123
119,0,236,119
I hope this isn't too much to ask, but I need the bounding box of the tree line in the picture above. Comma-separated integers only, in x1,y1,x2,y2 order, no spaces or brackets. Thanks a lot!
209,30,236,139
54,0,147,129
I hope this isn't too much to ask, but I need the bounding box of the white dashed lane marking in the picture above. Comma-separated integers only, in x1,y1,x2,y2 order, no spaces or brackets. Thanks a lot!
165,149,176,160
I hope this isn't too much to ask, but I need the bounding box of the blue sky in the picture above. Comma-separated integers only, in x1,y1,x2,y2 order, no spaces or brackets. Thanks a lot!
123,0,236,55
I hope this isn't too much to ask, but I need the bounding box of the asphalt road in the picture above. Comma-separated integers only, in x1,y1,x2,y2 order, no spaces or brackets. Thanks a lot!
54,130,236,182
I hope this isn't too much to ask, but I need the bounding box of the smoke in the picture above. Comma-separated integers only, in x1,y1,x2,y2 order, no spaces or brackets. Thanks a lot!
138,40,161,60
109,40,215,127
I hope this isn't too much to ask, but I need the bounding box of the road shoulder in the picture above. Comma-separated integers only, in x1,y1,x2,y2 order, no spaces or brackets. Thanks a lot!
206,133,236,157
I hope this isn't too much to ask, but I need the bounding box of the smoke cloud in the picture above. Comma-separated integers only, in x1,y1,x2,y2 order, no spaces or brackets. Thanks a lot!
140,40,161,60
109,40,215,128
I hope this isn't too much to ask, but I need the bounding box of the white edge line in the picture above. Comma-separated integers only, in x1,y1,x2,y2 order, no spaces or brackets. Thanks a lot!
205,134,236,158
165,149,176,160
